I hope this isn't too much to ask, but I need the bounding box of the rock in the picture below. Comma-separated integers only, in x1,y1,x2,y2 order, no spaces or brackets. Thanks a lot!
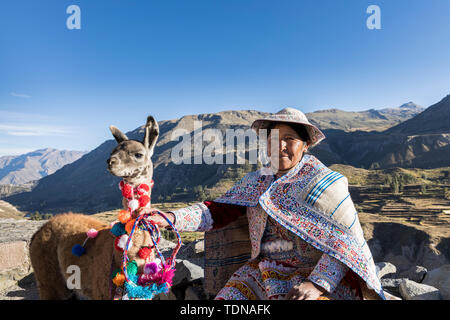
422,265,450,300
380,278,406,296
399,266,427,283
185,285,205,300
375,262,397,279
0,219,46,243
0,219,45,298
0,279,16,292
194,240,204,254
158,238,177,252
367,239,383,261
0,241,28,273
164,240,205,269
384,255,411,274
157,289,177,300
173,240,205,260
172,259,204,287
383,290,402,300
399,279,441,300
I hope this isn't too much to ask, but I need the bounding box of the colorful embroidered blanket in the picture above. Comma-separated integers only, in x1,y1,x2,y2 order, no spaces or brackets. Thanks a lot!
214,154,385,299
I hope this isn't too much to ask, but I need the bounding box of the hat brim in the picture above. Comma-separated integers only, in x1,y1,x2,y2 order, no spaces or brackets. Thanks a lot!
251,118,326,148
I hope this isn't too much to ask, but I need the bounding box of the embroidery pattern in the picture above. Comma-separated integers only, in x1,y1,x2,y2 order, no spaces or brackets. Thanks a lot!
214,154,384,299
172,202,213,232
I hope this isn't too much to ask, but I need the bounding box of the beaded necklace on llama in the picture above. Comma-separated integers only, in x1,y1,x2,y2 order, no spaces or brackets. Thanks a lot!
72,180,182,300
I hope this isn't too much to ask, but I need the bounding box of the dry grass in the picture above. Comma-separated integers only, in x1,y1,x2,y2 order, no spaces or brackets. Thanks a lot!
0,200,25,220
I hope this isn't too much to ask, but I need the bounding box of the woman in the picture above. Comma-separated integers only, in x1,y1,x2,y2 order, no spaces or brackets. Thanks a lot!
144,107,385,300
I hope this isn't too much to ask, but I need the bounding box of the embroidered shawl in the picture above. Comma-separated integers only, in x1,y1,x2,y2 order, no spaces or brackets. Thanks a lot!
212,153,385,299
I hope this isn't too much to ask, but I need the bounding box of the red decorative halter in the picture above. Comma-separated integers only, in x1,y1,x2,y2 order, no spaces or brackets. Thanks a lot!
119,180,154,213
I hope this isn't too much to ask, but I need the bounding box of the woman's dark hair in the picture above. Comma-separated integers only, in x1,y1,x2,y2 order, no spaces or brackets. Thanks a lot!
267,122,310,143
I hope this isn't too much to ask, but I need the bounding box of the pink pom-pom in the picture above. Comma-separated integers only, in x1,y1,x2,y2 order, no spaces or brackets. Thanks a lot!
160,267,175,286
144,262,159,275
138,273,159,285
86,228,98,238
128,199,139,211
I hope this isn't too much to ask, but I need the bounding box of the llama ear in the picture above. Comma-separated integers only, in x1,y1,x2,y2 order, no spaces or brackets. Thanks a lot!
143,115,159,156
109,125,129,143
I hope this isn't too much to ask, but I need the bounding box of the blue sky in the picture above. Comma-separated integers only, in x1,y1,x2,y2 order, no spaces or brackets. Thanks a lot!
0,0,449,156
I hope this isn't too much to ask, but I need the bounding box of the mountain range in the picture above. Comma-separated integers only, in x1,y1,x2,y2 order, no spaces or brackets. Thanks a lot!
307,102,424,132
5,96,450,214
0,148,87,185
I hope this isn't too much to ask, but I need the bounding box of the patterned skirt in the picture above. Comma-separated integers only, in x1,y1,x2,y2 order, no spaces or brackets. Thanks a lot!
215,258,361,300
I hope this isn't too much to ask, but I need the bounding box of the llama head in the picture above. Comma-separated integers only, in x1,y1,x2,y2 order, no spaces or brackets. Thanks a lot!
107,115,159,186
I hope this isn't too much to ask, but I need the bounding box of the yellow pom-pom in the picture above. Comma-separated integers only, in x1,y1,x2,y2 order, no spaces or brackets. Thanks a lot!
125,219,136,234
112,272,125,287
118,210,131,224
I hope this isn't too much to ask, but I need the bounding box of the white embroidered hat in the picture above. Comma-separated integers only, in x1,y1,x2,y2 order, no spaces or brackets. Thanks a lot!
251,107,326,148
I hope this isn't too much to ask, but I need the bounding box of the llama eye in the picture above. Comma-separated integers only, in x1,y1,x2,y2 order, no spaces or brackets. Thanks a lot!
135,153,143,159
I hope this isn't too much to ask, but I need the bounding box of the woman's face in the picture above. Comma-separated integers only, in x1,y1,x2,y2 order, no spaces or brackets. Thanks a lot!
267,123,308,173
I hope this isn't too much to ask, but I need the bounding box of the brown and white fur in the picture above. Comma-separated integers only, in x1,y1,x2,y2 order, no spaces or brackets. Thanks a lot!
29,116,159,299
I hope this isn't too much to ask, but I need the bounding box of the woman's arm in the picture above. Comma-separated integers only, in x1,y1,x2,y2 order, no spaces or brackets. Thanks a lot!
141,201,246,232
170,201,246,232
286,253,348,299
307,253,349,293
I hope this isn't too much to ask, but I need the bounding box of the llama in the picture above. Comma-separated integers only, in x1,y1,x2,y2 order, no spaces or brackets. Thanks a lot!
29,116,159,299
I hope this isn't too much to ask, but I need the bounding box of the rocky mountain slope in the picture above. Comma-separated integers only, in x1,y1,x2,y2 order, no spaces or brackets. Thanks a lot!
0,148,87,185
324,95,450,169
386,96,450,135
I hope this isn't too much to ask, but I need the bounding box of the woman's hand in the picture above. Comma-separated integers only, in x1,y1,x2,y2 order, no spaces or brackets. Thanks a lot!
285,281,326,300
138,207,175,229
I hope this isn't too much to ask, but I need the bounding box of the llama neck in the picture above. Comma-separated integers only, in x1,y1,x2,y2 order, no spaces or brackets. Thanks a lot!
122,165,153,187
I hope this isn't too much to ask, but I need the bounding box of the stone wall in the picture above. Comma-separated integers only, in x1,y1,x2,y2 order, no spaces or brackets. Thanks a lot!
0,219,46,299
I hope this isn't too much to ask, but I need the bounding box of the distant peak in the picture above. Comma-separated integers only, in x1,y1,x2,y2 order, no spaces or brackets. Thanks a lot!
399,102,420,109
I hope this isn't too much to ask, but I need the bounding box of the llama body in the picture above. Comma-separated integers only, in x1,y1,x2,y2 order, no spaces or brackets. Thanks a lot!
29,116,159,300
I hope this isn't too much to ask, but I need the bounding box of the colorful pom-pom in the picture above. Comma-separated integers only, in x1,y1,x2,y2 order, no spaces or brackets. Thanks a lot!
127,260,138,276
125,274,169,299
114,234,132,252
111,268,122,280
86,228,98,239
125,219,136,234
138,195,150,208
112,272,125,287
72,244,85,257
128,199,139,212
118,210,131,224
110,222,126,237
121,183,133,199
160,267,176,287
144,262,158,275
138,247,152,260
